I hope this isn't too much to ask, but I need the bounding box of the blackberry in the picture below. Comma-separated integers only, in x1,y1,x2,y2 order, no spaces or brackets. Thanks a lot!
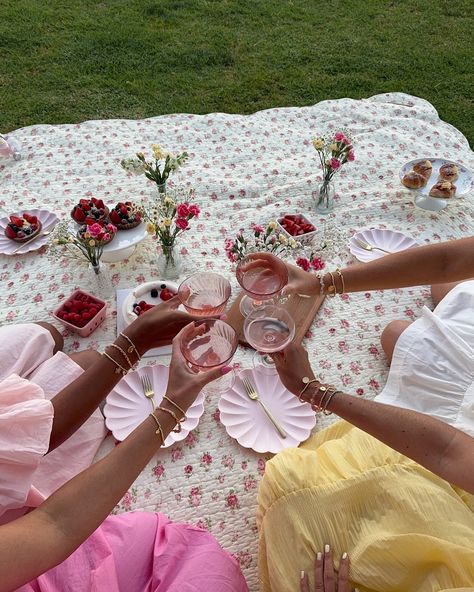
150,289,158,298
160,284,166,289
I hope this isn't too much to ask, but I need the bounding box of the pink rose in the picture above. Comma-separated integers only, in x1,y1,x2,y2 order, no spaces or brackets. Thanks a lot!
330,158,341,170
175,218,189,230
87,222,103,236
296,257,310,272
334,132,345,141
176,203,190,218
348,150,355,162
188,204,200,217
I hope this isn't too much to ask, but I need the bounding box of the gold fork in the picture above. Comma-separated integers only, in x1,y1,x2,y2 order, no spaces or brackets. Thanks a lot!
241,376,287,439
353,237,392,254
140,374,155,410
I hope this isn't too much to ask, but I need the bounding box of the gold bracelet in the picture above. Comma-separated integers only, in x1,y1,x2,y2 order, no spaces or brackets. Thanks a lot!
300,376,319,401
157,406,182,433
108,343,135,370
119,332,141,361
162,395,186,420
149,412,164,444
102,351,128,376
335,268,345,295
322,389,340,415
326,272,337,298
309,384,332,412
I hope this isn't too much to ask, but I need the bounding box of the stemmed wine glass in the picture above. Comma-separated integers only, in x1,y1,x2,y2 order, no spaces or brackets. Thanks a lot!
178,272,231,316
243,304,295,370
236,253,288,317
179,319,238,393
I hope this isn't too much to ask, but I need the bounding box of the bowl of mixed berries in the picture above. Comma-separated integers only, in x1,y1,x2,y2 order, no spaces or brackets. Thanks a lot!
71,197,109,224
53,289,107,337
277,213,318,244
4,213,42,242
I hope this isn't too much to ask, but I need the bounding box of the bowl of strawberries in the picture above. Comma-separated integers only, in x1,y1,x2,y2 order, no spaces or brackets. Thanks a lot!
277,214,319,244
53,289,107,337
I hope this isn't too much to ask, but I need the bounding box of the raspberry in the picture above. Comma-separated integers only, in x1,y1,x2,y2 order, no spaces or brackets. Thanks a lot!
160,288,173,301
82,312,91,321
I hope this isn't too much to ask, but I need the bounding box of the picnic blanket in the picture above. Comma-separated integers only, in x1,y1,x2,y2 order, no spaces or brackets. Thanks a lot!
1,92,473,590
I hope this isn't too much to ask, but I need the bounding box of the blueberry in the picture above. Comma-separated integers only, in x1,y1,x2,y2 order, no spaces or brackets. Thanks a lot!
160,284,166,289
150,289,158,298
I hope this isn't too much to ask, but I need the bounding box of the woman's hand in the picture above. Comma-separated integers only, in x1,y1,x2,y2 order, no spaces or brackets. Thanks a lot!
125,295,215,355
270,342,317,398
282,263,321,297
301,546,353,592
164,323,232,412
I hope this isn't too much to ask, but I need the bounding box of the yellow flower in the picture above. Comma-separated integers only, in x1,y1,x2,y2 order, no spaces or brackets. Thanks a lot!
164,196,175,206
268,220,278,230
136,152,145,159
289,238,297,248
88,239,96,247
163,217,172,227
146,222,156,235
312,138,325,150
83,232,91,239
151,144,165,160
159,223,167,232
278,234,288,244
330,143,338,152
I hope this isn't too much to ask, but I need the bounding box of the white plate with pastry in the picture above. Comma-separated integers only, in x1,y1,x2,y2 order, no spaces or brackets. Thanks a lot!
399,158,473,211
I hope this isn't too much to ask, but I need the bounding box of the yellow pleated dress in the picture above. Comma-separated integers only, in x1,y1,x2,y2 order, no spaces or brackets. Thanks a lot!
257,421,474,592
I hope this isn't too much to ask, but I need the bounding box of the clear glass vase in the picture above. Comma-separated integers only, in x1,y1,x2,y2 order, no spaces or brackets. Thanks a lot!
315,180,335,215
156,181,167,197
87,261,110,296
157,242,182,279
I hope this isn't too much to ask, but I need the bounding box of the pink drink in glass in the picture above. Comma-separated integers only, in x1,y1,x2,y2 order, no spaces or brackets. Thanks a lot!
178,272,231,316
236,253,288,316
180,319,238,369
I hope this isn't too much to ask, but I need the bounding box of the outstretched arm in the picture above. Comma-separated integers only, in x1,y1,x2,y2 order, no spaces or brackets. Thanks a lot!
48,296,207,451
0,332,227,592
283,235,474,296
271,344,474,494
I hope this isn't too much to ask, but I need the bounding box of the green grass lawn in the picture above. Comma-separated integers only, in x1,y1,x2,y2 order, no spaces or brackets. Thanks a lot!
1,0,473,144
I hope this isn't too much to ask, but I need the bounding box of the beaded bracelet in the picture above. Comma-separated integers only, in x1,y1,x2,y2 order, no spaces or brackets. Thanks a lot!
103,351,128,376
163,394,186,421
157,406,183,433
119,332,141,362
108,343,135,370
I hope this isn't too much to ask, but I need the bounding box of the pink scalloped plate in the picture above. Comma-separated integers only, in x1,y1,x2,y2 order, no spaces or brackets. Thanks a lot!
218,367,316,454
104,365,205,446
0,208,59,255
349,228,418,263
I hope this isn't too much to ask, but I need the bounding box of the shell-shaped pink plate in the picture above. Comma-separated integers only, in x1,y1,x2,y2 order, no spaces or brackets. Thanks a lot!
218,367,316,454
349,228,418,263
104,365,204,446
0,208,59,255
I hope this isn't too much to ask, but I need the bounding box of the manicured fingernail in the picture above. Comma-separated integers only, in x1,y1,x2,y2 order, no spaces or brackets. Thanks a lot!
342,552,348,559
300,570,305,580
324,544,330,553
220,365,232,375
316,552,322,560
220,313,228,321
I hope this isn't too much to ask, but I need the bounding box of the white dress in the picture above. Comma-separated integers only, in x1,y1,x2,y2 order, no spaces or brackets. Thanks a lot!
376,280,474,436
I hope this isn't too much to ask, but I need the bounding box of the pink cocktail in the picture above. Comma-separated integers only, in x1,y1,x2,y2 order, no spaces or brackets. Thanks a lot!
178,272,231,317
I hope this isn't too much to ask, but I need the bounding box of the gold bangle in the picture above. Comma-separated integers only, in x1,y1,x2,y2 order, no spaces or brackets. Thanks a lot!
335,268,345,295
157,405,183,433
108,343,135,370
102,351,128,376
149,412,164,444
322,388,340,415
327,272,337,298
162,395,186,420
310,384,331,412
119,332,141,361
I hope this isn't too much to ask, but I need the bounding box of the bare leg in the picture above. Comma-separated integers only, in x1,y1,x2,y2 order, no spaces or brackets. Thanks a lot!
69,349,101,371
380,320,411,364
35,322,64,354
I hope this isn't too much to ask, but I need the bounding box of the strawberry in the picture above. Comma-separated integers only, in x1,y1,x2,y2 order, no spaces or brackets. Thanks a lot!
160,288,174,301
9,215,24,227
5,226,16,239
72,207,86,223
110,210,121,223
23,213,38,225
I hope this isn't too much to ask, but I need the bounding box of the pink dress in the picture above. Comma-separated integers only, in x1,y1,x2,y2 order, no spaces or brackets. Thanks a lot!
0,325,248,591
